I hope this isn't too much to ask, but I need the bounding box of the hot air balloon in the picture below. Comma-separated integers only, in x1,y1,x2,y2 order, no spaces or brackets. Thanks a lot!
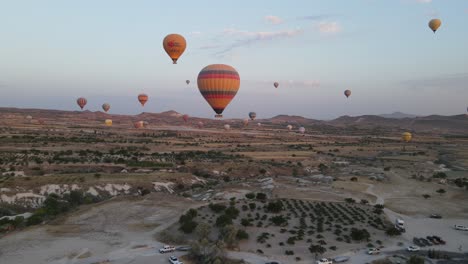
257,123,262,127
428,19,442,33
134,121,144,129
344,90,351,98
138,94,148,106
274,82,279,88
26,115,32,120
287,125,293,131
197,64,240,118
102,103,110,113
197,121,204,129
183,114,189,123
77,97,87,110
243,119,249,127
402,132,412,143
186,80,190,85
224,124,231,130
105,119,113,126
163,34,186,64
299,127,305,134
249,112,257,120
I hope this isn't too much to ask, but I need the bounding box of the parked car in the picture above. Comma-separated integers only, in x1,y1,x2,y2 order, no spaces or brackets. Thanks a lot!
413,237,425,247
159,245,176,253
169,256,183,264
407,245,420,252
419,238,432,246
454,225,468,231
316,258,333,264
432,236,446,245
428,236,442,245
367,248,381,255
430,214,442,219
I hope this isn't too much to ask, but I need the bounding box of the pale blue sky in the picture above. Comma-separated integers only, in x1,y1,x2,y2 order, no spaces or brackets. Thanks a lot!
0,0,467,119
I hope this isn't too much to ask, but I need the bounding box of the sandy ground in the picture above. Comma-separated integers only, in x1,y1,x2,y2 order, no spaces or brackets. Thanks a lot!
0,193,200,264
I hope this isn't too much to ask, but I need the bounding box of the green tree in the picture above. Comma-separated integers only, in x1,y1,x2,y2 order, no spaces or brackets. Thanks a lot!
309,244,326,260
220,225,238,249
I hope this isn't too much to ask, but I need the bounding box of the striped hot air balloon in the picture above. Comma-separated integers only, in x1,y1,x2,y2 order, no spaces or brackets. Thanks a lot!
77,97,87,110
197,64,240,118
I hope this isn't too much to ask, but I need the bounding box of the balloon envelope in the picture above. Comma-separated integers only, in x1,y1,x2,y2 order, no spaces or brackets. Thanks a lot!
249,112,257,120
287,125,293,131
186,80,190,85
344,90,351,98
429,19,442,33
134,121,144,129
299,127,305,134
243,119,249,127
197,64,240,118
105,119,112,126
402,132,412,142
224,124,231,130
183,114,189,123
274,82,279,88
138,94,148,106
102,103,110,112
163,34,186,64
77,97,87,110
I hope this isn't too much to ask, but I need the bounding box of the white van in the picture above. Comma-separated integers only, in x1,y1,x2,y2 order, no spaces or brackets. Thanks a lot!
395,218,405,231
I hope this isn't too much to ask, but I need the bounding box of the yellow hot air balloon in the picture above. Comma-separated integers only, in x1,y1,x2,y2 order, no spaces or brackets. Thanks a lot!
105,119,113,126
428,19,441,33
163,34,186,64
402,132,412,143
197,64,240,118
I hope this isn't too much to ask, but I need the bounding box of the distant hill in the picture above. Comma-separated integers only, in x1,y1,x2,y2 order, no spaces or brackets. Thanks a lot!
379,112,418,119
0,107,466,134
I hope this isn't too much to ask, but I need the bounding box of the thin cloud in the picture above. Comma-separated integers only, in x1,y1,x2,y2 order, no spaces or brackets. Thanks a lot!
317,22,342,34
415,0,432,3
402,73,468,91
298,15,333,21
189,31,202,36
264,15,284,25
199,44,222,50
215,28,303,55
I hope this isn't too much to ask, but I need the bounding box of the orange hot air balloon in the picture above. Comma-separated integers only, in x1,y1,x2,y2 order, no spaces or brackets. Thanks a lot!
197,64,240,118
183,114,189,123
428,19,442,33
163,34,186,64
344,90,351,98
134,121,144,129
77,97,87,110
105,119,113,126
102,103,110,112
274,82,279,88
138,94,148,106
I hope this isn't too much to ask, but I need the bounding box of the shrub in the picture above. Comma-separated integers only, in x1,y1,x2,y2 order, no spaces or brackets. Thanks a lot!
236,229,249,240
266,200,284,213
249,203,256,210
385,226,402,236
245,193,255,199
256,193,267,200
216,214,233,227
209,203,226,213
180,220,198,233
